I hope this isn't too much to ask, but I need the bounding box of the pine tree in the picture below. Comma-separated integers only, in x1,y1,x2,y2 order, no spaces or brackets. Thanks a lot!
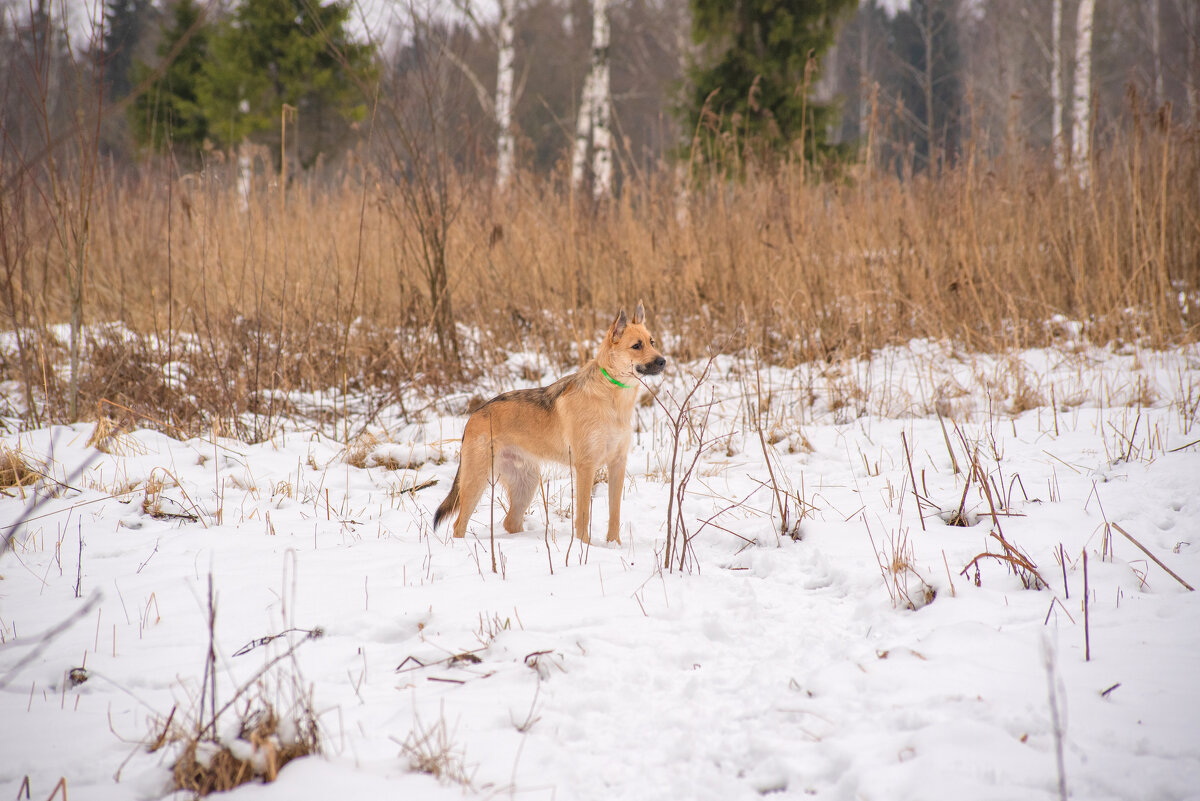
198,0,375,168
128,0,212,157
682,0,856,163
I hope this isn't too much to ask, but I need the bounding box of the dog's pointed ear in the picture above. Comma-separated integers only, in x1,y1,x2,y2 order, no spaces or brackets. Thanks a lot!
609,309,628,344
633,301,645,325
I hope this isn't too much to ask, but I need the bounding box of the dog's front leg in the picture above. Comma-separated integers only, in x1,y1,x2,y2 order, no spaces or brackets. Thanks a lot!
605,455,626,543
572,460,595,544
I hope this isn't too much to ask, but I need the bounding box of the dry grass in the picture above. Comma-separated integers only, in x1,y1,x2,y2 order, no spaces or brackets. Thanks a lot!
2,108,1197,437
0,445,38,492
343,432,382,469
398,707,473,787
866,521,936,611
165,704,318,797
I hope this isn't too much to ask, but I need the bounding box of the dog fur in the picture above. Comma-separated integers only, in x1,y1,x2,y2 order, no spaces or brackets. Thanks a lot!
433,303,666,544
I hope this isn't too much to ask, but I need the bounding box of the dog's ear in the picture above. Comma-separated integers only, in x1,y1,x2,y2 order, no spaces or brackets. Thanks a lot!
609,309,628,343
633,301,645,325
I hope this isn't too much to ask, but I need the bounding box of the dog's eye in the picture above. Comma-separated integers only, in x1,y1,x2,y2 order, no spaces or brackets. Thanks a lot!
632,341,642,350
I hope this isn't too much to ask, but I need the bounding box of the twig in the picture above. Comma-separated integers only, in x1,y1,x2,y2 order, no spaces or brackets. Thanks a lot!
1110,523,1194,591
901,431,926,531
937,413,960,474
233,627,325,657
1083,549,1091,661
46,778,67,801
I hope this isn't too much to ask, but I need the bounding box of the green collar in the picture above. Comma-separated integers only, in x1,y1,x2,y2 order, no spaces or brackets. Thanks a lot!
600,366,632,389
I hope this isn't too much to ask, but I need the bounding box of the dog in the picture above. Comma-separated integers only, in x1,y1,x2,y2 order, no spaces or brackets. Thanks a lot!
434,302,666,544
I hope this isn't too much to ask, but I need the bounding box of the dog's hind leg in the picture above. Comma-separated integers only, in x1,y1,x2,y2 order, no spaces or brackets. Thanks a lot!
499,453,539,534
451,439,490,539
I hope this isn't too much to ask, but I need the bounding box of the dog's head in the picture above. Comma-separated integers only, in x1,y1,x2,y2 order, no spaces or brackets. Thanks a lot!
603,301,666,379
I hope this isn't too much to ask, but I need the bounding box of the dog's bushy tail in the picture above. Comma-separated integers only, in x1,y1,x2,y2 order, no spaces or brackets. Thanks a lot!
432,469,461,530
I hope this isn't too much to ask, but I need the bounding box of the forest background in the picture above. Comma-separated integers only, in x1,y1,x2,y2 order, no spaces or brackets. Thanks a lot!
1,0,1197,438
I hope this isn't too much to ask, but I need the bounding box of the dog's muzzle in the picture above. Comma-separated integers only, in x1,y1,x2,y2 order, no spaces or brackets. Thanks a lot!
637,356,667,376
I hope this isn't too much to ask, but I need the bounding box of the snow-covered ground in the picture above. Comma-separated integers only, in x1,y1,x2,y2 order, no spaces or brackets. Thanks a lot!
2,341,1199,800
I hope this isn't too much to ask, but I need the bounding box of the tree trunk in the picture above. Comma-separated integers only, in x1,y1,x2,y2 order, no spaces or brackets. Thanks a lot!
570,73,594,190
1179,0,1199,123
1071,0,1096,188
922,4,935,172
570,0,612,197
590,0,612,199
495,0,516,189
1051,0,1065,171
1151,0,1163,104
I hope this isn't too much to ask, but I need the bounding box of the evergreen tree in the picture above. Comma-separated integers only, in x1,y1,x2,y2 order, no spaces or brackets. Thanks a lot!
199,0,375,168
101,0,151,102
129,0,212,157
682,0,856,163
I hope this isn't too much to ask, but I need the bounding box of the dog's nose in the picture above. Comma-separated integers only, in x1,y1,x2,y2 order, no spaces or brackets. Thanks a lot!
653,356,666,370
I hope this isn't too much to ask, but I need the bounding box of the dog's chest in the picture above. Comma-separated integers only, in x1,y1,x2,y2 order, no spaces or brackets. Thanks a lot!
562,393,633,461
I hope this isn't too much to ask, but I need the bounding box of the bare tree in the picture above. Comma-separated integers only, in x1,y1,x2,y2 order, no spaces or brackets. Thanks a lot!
571,0,613,198
590,0,612,199
1175,0,1199,121
1151,0,1163,104
441,0,520,190
570,64,594,189
1051,0,1065,171
495,0,515,188
1071,0,1096,187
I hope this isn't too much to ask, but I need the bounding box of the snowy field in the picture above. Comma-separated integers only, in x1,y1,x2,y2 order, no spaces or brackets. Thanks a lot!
2,340,1199,800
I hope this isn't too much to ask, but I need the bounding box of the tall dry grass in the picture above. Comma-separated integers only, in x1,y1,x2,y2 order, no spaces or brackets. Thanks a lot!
2,108,1197,439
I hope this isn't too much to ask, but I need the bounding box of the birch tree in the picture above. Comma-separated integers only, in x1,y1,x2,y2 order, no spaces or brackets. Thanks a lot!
442,0,520,190
495,0,516,188
571,0,613,199
1071,0,1096,187
1051,0,1064,171
569,69,594,189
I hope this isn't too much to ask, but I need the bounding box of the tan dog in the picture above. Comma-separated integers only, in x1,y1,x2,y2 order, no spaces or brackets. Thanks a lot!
434,303,666,544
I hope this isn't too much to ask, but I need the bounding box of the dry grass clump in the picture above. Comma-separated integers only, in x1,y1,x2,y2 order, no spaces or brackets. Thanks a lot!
343,434,433,470
165,703,319,797
398,709,473,787
343,432,382,469
866,523,936,611
0,445,38,492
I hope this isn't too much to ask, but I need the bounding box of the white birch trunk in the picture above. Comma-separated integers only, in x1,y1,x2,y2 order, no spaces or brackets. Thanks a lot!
590,0,612,199
495,0,516,189
238,142,252,212
570,0,612,196
570,72,594,189
1071,0,1096,188
1051,0,1065,172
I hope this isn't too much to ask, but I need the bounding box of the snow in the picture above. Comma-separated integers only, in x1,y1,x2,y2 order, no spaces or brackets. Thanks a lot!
2,340,1199,800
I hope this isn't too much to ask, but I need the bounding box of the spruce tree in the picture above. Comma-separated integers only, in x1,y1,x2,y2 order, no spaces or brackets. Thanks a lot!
198,0,375,168
129,0,212,157
101,0,151,102
682,0,856,164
